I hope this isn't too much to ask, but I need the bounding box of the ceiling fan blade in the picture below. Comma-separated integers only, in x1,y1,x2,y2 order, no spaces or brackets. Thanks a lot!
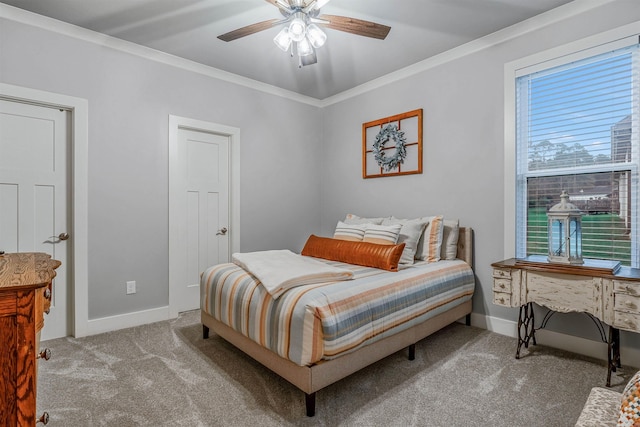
218,19,281,42
318,14,391,40
265,0,292,12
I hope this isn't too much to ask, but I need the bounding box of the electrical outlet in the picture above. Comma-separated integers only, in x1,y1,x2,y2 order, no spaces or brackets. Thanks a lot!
126,280,136,295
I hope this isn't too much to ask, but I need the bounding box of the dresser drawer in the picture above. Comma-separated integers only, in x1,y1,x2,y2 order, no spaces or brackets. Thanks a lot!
493,291,511,307
615,293,640,314
613,280,640,296
493,268,511,279
614,311,640,332
493,279,511,293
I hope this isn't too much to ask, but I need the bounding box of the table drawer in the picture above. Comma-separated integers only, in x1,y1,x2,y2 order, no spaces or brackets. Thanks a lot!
493,279,511,293
614,280,640,296
493,268,511,279
615,293,640,314
493,291,511,307
614,311,640,332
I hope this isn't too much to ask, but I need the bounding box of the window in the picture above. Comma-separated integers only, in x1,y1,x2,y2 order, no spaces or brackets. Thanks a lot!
512,37,640,266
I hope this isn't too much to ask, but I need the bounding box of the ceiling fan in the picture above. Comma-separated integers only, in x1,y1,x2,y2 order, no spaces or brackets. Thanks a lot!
217,0,391,67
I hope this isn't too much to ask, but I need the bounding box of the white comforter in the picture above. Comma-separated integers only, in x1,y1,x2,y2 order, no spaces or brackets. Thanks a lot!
232,250,353,299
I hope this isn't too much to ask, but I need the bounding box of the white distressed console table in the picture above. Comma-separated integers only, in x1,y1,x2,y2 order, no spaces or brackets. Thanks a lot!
491,255,640,386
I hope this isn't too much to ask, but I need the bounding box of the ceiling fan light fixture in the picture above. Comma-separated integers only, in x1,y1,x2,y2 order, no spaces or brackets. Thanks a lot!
288,15,306,42
296,38,314,57
217,0,389,68
306,24,326,48
273,27,292,52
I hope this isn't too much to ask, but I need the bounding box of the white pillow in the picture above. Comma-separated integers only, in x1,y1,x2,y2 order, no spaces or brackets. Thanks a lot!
363,223,402,245
344,214,386,225
333,221,366,241
382,217,429,265
415,215,444,262
441,219,460,260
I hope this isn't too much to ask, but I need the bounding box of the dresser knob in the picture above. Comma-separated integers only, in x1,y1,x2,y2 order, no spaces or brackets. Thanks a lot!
44,288,51,300
37,348,52,361
37,412,49,424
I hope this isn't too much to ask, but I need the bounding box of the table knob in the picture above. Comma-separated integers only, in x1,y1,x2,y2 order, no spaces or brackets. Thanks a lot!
44,288,51,300
37,412,49,424
38,348,52,361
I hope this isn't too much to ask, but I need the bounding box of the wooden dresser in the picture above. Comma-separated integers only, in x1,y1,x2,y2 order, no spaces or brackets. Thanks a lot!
0,252,60,426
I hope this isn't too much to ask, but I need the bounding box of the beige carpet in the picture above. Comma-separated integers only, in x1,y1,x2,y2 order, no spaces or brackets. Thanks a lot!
37,310,632,426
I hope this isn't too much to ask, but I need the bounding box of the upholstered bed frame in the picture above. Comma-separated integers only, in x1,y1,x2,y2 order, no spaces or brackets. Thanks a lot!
201,227,474,416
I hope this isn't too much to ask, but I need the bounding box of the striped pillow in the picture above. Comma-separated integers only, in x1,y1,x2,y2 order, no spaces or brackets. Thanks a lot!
363,223,402,245
416,215,444,262
344,214,385,225
334,221,367,241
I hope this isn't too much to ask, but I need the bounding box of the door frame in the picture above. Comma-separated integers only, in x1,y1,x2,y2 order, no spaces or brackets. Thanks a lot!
168,115,241,318
0,83,89,338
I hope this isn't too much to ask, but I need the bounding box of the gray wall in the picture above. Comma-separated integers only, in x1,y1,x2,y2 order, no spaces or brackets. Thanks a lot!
319,1,640,343
0,19,322,319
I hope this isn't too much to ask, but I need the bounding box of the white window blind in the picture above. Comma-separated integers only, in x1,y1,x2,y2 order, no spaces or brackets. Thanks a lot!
515,40,640,266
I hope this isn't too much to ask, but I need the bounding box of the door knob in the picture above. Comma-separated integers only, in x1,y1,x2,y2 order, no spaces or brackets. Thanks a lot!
216,227,228,236
58,232,69,241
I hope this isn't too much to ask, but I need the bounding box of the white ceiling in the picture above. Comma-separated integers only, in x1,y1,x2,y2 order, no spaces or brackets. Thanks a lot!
1,0,574,100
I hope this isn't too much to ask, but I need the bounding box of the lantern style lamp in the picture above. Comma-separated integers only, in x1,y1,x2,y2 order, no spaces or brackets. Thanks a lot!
547,190,583,264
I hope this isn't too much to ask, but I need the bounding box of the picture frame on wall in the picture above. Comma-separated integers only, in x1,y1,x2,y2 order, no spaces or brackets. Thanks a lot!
362,109,423,179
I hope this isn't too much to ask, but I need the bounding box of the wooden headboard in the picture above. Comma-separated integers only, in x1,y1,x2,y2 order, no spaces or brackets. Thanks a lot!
457,227,474,269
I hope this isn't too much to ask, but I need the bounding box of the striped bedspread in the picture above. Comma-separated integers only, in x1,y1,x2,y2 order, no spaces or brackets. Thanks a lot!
200,258,474,366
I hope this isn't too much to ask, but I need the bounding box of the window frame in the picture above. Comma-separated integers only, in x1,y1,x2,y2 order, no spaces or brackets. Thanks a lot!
503,23,640,264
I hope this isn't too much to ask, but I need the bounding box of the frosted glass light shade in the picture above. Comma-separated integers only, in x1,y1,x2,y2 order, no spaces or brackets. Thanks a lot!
306,24,326,48
297,38,313,57
289,18,306,42
273,27,292,51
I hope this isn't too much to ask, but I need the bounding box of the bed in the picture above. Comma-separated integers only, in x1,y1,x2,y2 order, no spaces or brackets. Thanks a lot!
200,225,474,416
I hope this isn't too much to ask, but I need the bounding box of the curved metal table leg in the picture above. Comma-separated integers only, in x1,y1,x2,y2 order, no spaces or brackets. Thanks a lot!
516,302,535,359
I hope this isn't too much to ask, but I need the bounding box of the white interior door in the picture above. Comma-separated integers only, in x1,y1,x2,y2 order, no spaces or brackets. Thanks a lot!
0,99,70,340
169,123,232,316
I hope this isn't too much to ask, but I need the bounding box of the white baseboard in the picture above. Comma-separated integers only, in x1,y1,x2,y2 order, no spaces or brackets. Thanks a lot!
471,312,640,368
86,306,171,336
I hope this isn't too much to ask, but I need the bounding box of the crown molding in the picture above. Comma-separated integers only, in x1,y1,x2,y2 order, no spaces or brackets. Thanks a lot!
0,0,618,108
0,3,323,108
318,0,619,107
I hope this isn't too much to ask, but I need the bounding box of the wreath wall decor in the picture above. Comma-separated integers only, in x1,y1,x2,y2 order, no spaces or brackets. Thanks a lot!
372,124,407,172
362,109,423,179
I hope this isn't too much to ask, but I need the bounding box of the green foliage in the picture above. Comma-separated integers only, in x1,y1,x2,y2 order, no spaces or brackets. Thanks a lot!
528,140,611,170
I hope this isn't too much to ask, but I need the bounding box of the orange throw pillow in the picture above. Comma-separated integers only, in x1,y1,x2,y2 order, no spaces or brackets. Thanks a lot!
301,235,405,272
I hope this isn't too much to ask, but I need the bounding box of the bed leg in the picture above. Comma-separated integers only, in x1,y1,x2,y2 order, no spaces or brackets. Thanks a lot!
305,392,316,417
408,343,415,360
465,313,471,326
203,325,209,339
